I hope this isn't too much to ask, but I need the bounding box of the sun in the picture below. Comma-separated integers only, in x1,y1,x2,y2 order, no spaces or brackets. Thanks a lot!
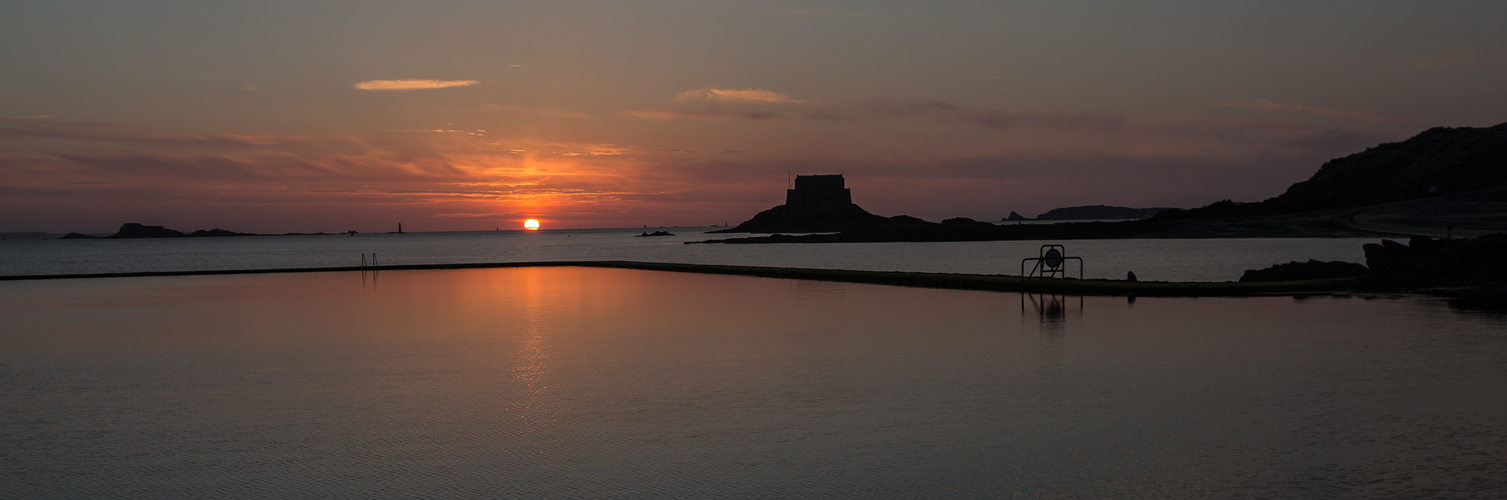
523,219,541,230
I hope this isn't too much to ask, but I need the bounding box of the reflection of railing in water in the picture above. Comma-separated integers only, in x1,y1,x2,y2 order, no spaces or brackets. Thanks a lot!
360,252,378,289
1022,293,1083,322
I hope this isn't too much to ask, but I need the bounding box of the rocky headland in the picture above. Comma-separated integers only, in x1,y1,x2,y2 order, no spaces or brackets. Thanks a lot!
700,121,1507,244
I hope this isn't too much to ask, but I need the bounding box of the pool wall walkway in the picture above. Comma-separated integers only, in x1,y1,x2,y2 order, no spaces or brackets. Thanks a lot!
0,261,1357,297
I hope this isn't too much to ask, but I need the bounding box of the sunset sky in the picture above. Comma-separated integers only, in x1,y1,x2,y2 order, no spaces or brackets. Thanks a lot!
3,1,1504,233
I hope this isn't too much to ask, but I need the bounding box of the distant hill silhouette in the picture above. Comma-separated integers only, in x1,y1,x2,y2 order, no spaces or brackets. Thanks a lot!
1160,121,1507,220
1033,205,1174,220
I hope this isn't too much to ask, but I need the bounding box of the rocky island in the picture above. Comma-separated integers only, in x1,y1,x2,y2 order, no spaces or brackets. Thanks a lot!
708,174,932,234
61,223,259,239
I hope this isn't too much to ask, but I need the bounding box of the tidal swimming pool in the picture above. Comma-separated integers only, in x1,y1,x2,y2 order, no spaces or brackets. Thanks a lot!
2,267,1504,498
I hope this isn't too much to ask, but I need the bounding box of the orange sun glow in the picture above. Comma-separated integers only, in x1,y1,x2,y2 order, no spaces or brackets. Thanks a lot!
523,219,541,230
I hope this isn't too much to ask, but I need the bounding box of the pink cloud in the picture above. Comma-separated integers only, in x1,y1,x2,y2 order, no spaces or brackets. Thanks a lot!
353,79,480,91
673,88,807,105
630,89,1125,132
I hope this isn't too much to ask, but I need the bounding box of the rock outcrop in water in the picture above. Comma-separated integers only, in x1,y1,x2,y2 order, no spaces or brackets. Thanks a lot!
1362,234,1507,288
712,174,931,233
1239,260,1369,283
1231,233,1507,308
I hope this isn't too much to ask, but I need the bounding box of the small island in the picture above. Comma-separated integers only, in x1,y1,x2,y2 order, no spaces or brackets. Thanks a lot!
58,223,365,239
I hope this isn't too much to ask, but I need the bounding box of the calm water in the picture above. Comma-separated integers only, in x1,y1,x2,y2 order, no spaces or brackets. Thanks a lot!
0,228,1381,282
2,268,1504,498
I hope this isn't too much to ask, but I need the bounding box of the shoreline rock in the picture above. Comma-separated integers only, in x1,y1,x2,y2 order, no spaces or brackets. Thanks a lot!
1240,260,1369,283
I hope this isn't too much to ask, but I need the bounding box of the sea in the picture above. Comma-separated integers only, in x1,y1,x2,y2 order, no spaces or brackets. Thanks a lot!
3,229,1505,498
0,227,1384,282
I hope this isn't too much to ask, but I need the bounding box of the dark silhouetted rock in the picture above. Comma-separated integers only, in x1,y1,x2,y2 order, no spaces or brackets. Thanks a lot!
1239,259,1369,282
1363,234,1507,288
715,174,894,233
1127,271,1138,282
637,231,674,237
189,228,256,237
109,223,185,238
1003,211,1029,222
101,223,259,238
719,202,888,233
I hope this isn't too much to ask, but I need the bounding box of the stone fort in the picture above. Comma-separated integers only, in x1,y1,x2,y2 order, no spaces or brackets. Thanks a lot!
786,174,853,207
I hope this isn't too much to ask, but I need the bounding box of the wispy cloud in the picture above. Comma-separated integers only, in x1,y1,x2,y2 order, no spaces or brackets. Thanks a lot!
1149,116,1403,157
629,88,804,121
354,79,480,91
1204,98,1403,121
631,88,1123,132
788,8,866,17
386,128,488,137
674,88,806,105
850,101,1124,132
0,119,354,149
627,109,784,121
485,104,596,119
